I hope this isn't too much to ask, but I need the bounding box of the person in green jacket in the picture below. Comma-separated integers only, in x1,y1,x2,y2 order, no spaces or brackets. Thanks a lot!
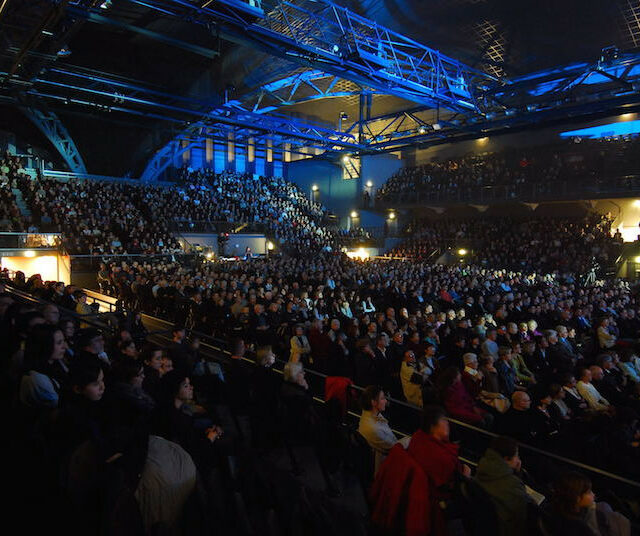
475,436,529,536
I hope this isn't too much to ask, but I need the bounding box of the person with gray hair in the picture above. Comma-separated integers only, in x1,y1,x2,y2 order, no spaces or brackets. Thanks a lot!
283,360,308,389
547,328,577,374
281,360,317,442
256,345,276,368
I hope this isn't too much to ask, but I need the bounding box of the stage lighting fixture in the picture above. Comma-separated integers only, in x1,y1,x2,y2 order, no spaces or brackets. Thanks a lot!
388,212,396,220
350,211,358,218
100,0,112,8
458,248,467,256
418,125,427,134
342,155,350,164
365,180,373,188
311,184,319,191
432,123,442,130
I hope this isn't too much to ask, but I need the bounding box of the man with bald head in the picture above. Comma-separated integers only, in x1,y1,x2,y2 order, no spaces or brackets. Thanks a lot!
496,391,535,442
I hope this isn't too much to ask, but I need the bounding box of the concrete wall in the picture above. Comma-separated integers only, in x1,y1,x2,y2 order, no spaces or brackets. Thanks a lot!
285,158,360,223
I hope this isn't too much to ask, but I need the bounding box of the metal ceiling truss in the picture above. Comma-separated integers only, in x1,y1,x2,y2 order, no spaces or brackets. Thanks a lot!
0,63,364,147
352,51,640,151
240,70,382,114
1,62,366,179
100,0,497,114
20,104,87,173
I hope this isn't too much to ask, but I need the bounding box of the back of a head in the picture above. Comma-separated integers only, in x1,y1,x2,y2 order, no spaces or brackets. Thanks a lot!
490,436,518,460
23,323,60,372
283,360,303,383
421,404,446,434
230,337,245,357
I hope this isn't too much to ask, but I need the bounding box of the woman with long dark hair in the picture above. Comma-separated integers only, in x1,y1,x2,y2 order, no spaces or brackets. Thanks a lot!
19,324,69,409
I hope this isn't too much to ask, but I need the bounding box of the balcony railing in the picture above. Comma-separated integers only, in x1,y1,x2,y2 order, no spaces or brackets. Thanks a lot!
0,232,62,250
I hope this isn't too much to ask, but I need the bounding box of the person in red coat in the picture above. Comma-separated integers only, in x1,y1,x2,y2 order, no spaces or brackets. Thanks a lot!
370,405,471,535
437,366,493,428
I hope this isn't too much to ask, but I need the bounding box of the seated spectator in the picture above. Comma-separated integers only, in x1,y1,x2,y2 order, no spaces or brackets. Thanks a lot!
544,472,630,536
437,366,492,428
497,391,534,442
19,324,69,409
405,405,471,532
496,346,522,397
108,358,155,414
465,353,510,413
597,317,616,350
358,385,398,472
475,436,528,536
141,343,164,404
157,371,223,472
281,361,317,443
577,367,612,413
400,349,427,407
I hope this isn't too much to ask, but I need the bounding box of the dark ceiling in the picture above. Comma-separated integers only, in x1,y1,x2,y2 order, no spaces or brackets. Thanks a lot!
1,0,639,175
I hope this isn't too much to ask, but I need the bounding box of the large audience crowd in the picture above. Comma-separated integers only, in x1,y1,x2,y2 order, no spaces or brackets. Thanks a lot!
0,154,27,231
386,214,623,274
3,147,640,534
376,137,640,204
5,234,640,533
9,166,337,255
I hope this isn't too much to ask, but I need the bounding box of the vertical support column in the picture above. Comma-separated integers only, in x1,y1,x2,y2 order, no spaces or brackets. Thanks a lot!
227,131,235,171
255,138,266,176
205,138,214,168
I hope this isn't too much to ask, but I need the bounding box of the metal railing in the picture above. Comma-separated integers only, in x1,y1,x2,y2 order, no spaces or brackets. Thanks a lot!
69,252,199,272
0,232,62,249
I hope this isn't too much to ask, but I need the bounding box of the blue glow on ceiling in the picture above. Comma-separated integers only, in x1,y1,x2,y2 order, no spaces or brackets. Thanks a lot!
560,120,640,138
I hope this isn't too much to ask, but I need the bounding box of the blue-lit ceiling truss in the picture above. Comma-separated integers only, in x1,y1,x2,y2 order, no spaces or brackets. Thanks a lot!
21,105,87,174
240,70,381,114
1,64,363,143
114,0,497,113
352,51,640,151
3,0,640,177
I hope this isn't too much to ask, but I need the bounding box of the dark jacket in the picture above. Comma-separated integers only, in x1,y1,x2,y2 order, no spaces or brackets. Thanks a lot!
475,448,528,536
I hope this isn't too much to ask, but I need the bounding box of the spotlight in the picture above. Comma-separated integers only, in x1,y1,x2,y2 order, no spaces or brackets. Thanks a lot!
205,252,213,260
365,180,373,188
418,125,427,134
24,250,36,258
311,184,319,192
332,44,340,54
350,211,358,218
388,212,396,220
458,248,467,256
342,155,350,164
267,241,274,250
432,123,442,130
